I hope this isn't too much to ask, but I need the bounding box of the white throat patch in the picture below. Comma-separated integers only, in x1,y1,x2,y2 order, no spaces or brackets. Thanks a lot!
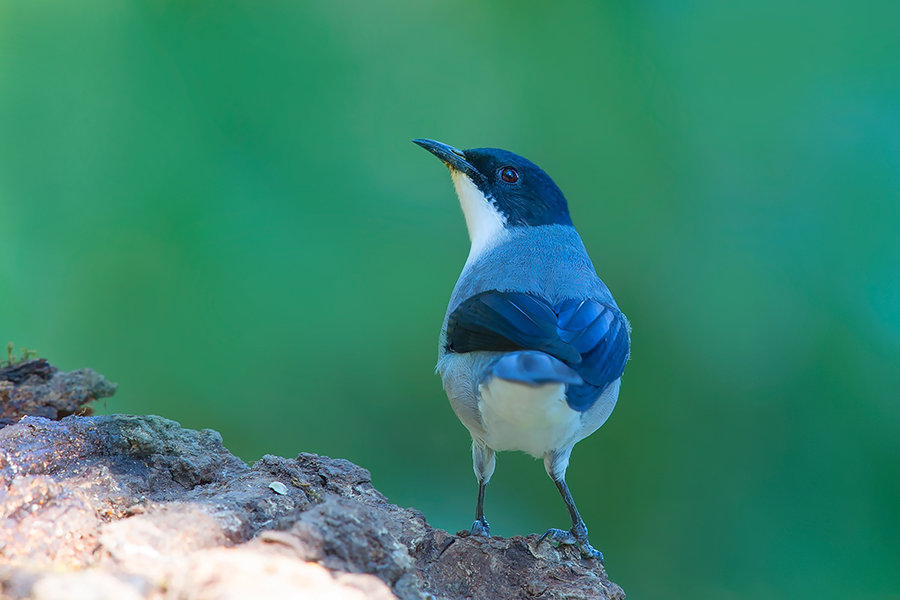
450,170,507,264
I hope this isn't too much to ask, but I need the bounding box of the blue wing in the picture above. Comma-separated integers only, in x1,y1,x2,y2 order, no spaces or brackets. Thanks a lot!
446,291,581,364
555,298,630,410
445,291,630,411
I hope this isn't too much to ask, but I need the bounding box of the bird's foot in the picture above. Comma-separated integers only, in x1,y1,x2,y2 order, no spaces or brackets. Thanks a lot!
538,527,604,561
470,517,491,536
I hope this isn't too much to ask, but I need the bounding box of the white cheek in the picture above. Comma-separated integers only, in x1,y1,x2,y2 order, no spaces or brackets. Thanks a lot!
450,171,506,263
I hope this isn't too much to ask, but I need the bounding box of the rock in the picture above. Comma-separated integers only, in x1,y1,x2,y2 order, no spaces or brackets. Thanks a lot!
0,366,625,599
0,359,117,426
31,571,145,600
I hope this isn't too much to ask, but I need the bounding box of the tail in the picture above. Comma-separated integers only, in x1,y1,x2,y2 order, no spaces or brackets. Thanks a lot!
484,351,582,386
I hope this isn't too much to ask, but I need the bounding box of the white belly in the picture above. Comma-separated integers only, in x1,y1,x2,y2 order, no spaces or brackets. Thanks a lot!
477,377,581,458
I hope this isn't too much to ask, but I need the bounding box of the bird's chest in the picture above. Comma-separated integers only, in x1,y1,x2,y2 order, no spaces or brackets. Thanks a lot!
477,377,581,458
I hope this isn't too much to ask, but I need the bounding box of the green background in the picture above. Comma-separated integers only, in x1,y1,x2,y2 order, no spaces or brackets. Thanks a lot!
2,2,898,598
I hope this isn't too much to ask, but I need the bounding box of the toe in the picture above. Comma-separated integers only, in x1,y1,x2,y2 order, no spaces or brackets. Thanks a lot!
470,518,491,536
538,528,577,547
578,542,604,561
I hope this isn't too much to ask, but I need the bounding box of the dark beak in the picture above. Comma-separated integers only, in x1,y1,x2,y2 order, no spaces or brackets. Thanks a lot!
412,138,483,184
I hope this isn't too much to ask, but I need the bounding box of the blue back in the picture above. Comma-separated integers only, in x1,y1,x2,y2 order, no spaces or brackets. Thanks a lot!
441,224,630,412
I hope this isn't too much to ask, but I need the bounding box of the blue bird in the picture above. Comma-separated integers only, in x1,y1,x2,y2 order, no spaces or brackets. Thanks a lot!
414,139,630,560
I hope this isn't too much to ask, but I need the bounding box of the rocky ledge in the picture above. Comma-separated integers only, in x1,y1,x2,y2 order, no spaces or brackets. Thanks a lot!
0,362,624,600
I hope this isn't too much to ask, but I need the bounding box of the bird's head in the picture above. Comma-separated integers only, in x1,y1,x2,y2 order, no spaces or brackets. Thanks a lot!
414,139,572,257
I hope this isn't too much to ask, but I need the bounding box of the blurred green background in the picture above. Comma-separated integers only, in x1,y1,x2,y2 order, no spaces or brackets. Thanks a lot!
2,1,898,598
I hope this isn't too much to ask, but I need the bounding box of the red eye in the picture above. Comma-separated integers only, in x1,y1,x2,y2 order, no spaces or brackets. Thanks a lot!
500,166,519,183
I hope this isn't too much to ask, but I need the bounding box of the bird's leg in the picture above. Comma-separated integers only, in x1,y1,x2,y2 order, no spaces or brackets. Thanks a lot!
471,479,490,536
538,451,602,560
470,441,495,536
538,477,603,560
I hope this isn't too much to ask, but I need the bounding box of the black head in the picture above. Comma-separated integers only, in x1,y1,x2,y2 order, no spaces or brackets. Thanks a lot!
413,139,572,228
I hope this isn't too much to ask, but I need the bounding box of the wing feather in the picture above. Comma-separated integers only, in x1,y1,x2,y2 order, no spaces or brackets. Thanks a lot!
446,290,630,412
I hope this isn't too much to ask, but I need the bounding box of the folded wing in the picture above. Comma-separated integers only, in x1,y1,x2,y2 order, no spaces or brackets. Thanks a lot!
446,290,630,411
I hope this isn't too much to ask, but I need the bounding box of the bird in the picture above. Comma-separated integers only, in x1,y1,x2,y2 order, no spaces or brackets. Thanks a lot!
413,138,630,560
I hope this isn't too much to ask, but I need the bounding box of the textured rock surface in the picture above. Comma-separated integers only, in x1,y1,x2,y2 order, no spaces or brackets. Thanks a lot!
0,366,624,600
0,359,117,426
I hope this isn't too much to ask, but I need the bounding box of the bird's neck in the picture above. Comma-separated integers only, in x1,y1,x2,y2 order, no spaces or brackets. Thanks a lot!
451,171,508,266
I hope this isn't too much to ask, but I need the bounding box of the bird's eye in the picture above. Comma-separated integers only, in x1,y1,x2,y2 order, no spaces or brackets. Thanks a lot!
499,166,519,183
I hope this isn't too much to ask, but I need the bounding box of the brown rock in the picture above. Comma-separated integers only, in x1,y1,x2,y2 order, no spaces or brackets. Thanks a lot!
0,359,117,425
0,368,624,600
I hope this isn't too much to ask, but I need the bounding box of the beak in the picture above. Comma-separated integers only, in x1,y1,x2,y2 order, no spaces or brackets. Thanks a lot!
412,139,484,184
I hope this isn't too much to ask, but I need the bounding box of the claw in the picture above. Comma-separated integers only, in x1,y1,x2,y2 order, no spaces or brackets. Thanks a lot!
538,527,604,561
576,541,604,561
470,517,490,536
538,527,576,546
